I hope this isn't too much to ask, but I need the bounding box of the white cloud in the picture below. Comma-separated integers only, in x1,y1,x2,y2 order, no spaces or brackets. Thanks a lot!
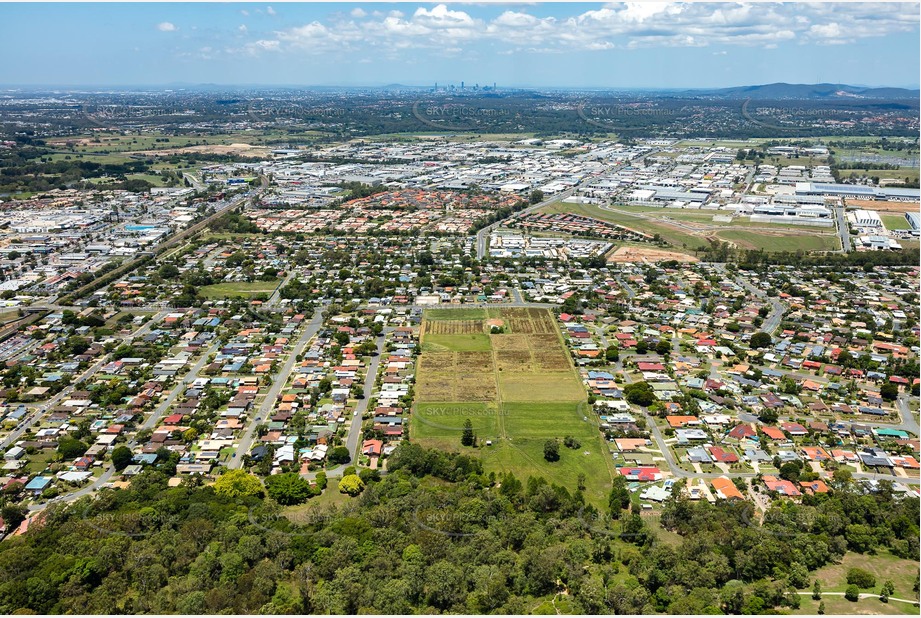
231,2,918,58
810,23,842,38
240,10,249,17
157,22,177,32
266,6,276,16
238,24,248,34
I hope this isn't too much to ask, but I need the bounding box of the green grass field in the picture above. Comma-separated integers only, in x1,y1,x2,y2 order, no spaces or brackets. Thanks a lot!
882,214,912,230
200,280,280,299
715,229,841,252
424,307,488,320
793,595,919,616
414,402,500,439
413,307,615,508
802,550,920,598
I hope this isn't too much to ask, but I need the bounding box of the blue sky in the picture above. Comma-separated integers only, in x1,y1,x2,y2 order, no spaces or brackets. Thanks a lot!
0,2,918,88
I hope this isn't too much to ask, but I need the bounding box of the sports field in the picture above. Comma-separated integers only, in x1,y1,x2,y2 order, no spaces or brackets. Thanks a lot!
412,306,615,506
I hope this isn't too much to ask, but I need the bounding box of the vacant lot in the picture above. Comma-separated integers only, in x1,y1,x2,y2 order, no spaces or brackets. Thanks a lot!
715,229,841,252
542,202,843,253
413,307,614,507
608,246,700,263
422,333,492,352
200,280,279,299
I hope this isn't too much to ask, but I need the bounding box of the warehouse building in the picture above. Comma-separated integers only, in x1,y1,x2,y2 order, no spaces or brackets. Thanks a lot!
796,182,921,202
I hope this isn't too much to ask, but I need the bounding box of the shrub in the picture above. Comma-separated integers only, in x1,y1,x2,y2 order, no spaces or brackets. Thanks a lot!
846,568,876,589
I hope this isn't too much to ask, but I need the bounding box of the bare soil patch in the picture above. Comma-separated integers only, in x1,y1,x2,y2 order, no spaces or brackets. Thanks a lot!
608,246,699,263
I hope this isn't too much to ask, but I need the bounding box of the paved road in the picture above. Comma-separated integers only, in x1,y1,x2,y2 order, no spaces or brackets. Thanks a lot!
475,188,575,260
182,172,205,191
266,270,296,308
228,308,325,470
835,205,852,252
344,332,388,458
614,275,636,299
896,394,920,436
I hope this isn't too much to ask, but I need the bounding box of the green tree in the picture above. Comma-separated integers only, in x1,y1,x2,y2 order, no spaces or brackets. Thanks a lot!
844,584,860,602
609,475,631,518
158,264,180,279
111,445,133,471
0,504,27,532
213,469,264,498
624,381,656,406
461,419,475,447
750,331,772,349
846,568,876,589
812,580,822,600
779,461,801,482
338,474,365,496
605,345,619,362
57,436,88,459
328,446,351,465
543,439,560,462
264,473,313,506
879,382,899,401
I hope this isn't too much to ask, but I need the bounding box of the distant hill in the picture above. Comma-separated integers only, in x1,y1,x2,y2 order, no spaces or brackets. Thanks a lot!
689,82,919,100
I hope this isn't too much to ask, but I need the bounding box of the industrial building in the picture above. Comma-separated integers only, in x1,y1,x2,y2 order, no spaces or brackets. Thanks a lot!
795,182,921,202
848,209,884,229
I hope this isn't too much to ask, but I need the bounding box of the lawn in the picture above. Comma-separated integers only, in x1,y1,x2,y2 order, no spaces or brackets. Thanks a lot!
477,436,614,507
200,280,280,299
803,550,920,599
501,401,595,438
413,401,500,440
413,307,615,508
838,168,920,184
882,214,912,230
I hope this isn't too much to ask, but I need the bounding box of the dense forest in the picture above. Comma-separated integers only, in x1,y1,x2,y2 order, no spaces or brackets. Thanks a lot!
0,444,917,614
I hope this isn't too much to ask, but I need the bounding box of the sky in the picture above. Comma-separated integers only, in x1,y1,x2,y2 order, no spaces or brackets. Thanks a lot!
0,2,918,89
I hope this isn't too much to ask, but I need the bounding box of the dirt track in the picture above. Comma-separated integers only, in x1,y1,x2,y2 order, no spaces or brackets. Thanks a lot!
847,199,918,213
